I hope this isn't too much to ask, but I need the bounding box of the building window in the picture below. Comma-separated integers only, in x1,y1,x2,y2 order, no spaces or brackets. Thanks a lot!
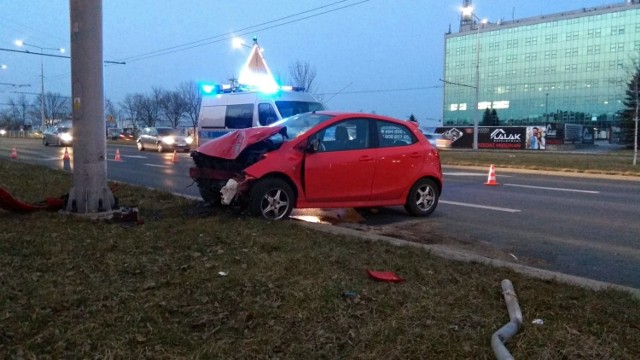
609,43,625,53
586,62,600,71
525,37,537,45
506,39,518,49
504,69,517,77
609,60,624,69
524,68,536,77
635,40,640,51
543,66,556,74
565,31,579,41
545,34,558,43
524,53,537,61
611,25,625,35
488,57,499,65
564,64,578,73
565,48,579,57
506,55,517,63
586,45,601,55
587,28,601,38
544,50,557,59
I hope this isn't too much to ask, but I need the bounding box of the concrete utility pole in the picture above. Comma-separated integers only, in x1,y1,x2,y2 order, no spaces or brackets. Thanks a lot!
66,0,116,213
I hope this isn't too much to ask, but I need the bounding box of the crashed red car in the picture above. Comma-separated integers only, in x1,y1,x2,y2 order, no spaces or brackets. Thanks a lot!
189,111,443,220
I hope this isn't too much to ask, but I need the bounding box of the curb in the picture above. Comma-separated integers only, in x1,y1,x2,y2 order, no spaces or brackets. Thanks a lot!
299,221,640,299
444,164,640,182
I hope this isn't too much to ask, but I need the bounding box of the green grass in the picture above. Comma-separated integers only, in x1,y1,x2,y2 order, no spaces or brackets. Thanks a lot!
440,149,640,177
1,159,639,358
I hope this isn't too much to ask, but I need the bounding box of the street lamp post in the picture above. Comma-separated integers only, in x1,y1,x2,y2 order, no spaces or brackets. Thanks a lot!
462,6,487,150
14,40,65,129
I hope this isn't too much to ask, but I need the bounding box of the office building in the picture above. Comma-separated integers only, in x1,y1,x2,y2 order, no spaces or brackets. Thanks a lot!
443,0,640,129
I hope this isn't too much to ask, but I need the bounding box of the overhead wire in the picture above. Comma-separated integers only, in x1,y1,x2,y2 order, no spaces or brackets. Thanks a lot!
118,0,370,63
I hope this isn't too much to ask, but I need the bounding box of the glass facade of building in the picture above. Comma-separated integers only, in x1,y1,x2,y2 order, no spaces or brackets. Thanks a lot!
443,1,640,127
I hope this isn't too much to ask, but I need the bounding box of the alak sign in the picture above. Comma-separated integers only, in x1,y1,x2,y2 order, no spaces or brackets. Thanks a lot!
478,127,526,149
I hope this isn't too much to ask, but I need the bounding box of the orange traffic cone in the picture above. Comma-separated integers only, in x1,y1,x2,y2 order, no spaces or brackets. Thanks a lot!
171,150,178,163
63,147,70,160
114,148,122,161
10,147,17,159
485,164,499,186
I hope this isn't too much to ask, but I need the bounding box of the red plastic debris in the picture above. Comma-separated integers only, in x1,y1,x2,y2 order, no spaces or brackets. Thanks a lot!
0,187,65,213
366,270,404,283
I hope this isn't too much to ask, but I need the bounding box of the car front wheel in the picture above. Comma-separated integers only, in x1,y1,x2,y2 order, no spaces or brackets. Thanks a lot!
43,138,49,146
137,142,144,151
157,143,164,152
404,178,439,217
249,178,295,220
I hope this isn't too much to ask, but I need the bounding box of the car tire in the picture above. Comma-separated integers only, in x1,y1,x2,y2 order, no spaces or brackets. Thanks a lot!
404,178,439,217
43,138,49,146
249,178,295,221
157,143,164,153
137,142,144,151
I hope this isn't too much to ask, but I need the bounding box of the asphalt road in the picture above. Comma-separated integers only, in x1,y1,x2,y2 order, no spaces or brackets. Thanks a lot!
2,137,640,288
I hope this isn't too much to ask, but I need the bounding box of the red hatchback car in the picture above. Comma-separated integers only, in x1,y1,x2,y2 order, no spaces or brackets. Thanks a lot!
189,111,443,220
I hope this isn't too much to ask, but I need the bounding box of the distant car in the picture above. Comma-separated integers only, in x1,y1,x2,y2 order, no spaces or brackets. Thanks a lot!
137,127,193,152
423,133,452,150
42,125,73,146
190,111,443,220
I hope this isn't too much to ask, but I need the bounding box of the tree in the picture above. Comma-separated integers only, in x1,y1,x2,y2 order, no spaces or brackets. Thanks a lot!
42,92,70,125
621,62,640,147
491,109,500,126
120,93,144,129
178,81,202,135
288,59,317,93
105,98,122,127
137,87,163,127
8,94,31,128
408,114,418,124
160,89,188,129
481,108,492,126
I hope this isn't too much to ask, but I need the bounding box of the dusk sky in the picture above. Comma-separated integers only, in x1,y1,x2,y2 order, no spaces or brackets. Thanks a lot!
1,0,614,126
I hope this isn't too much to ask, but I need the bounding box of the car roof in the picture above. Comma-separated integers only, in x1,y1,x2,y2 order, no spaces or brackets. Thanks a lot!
313,111,407,124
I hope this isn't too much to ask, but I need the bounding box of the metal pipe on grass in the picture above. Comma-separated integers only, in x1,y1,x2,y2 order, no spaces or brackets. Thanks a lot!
491,279,523,360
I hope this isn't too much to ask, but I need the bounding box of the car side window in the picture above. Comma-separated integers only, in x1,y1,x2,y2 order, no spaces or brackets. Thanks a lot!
258,103,278,126
377,121,416,148
225,104,254,129
311,119,369,152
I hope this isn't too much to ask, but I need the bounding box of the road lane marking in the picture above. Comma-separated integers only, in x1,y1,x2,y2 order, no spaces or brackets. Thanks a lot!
444,171,513,178
440,200,521,213
123,155,147,159
504,184,600,194
144,163,171,168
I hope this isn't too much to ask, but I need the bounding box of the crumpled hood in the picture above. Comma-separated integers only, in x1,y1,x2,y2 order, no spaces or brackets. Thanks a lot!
196,126,285,159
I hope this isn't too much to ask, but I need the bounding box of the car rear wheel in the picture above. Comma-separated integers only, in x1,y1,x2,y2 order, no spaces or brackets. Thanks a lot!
404,178,439,217
137,142,144,151
249,178,295,220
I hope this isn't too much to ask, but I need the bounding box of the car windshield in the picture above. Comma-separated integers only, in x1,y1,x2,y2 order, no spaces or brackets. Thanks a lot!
275,101,325,118
157,128,181,136
270,112,334,140
58,127,71,133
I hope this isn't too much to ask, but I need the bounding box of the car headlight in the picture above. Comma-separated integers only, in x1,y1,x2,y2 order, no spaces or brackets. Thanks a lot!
185,136,193,145
0,129,6,135
161,136,175,145
60,133,73,142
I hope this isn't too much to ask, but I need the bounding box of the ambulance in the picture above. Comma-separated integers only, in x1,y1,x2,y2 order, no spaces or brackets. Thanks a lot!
196,84,325,145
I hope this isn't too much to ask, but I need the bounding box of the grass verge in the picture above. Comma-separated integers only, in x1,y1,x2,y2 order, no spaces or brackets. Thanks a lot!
440,149,640,177
1,159,639,359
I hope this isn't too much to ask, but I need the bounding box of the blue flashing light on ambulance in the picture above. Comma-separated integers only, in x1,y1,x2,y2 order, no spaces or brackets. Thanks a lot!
196,83,325,145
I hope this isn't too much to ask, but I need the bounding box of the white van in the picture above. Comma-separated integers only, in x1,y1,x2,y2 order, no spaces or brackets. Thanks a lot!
197,86,325,145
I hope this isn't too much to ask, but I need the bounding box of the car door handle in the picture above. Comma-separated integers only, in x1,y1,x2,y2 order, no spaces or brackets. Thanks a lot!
409,152,422,158
358,156,374,162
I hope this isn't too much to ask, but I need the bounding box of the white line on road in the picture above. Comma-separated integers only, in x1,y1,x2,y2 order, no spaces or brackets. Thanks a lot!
144,163,171,168
504,183,600,194
122,155,147,159
440,200,521,213
444,171,513,178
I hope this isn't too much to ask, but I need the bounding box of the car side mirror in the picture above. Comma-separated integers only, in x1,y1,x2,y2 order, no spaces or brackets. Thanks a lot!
306,138,320,153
